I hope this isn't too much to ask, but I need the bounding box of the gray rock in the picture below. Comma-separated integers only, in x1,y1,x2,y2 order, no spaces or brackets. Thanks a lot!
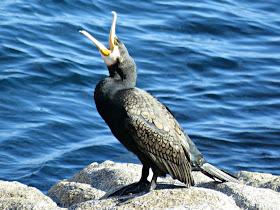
5,161,278,209
200,181,280,210
69,187,239,210
0,180,64,210
216,182,280,210
47,161,239,209
47,161,143,208
68,161,142,193
2,162,279,209
47,179,105,208
237,171,280,192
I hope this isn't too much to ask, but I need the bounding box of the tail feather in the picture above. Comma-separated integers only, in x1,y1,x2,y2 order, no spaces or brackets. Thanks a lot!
199,163,239,183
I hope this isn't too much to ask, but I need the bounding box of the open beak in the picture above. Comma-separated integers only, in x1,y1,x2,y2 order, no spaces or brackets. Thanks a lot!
80,11,117,56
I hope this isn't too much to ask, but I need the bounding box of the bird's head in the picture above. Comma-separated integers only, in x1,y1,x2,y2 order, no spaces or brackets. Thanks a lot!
80,11,124,67
80,11,136,87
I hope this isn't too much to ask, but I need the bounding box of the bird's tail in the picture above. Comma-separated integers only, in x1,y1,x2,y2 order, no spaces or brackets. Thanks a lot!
199,163,239,183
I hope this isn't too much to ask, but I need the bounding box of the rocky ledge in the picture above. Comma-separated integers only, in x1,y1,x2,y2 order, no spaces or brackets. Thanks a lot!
1,161,279,209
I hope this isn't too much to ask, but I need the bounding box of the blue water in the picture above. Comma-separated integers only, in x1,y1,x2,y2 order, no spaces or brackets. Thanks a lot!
1,0,279,193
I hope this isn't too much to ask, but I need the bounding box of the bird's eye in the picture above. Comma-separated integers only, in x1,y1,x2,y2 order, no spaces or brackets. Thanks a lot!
114,41,119,46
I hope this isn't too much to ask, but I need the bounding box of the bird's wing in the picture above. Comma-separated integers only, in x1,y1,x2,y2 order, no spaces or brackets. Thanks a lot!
121,88,194,186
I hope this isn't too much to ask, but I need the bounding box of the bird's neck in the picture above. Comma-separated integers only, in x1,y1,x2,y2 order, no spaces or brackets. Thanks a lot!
108,59,137,89
95,62,137,103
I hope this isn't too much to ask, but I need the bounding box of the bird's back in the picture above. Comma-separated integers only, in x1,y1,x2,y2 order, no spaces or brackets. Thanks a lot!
115,88,195,186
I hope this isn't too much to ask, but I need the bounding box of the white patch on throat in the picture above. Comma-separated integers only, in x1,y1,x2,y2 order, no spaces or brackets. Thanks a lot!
101,46,120,67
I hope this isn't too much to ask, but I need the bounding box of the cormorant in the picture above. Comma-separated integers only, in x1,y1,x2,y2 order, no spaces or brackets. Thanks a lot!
80,11,238,196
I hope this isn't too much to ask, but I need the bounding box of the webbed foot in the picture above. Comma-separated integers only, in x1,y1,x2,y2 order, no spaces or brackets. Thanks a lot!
108,180,151,197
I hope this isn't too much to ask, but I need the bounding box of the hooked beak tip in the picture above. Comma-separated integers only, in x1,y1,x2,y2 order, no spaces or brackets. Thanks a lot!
80,12,118,57
109,11,117,51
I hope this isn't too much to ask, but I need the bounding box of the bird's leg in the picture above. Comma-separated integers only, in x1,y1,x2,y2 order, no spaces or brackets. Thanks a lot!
108,165,152,197
139,164,149,182
150,173,158,191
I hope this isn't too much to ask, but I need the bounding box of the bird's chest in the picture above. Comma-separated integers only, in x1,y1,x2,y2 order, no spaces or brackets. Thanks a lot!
94,88,139,152
94,89,123,123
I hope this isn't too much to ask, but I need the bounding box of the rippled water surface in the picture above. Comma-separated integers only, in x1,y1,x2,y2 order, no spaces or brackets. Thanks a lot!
1,0,279,193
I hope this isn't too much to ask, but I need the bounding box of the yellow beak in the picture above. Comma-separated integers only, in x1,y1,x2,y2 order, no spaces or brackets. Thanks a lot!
80,11,117,56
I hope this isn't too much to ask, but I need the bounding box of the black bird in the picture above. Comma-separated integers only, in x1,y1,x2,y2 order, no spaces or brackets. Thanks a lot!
80,11,238,196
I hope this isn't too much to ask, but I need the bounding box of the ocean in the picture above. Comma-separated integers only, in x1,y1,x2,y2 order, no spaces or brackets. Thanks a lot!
0,0,279,193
